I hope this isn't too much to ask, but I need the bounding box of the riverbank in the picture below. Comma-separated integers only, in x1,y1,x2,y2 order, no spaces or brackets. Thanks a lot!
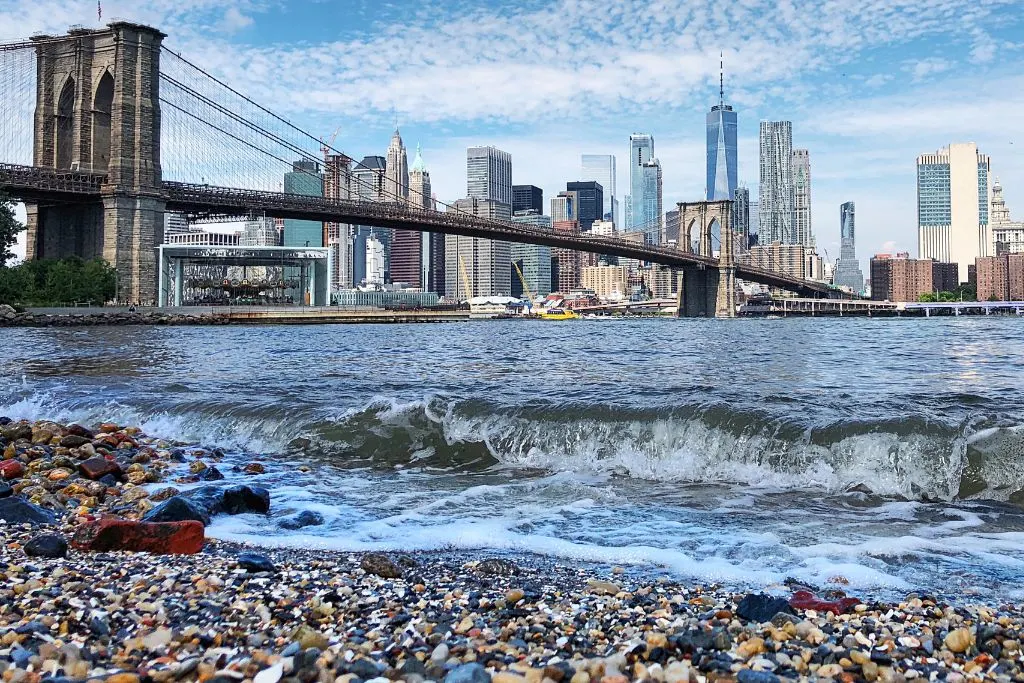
0,305,470,327
1,417,1023,682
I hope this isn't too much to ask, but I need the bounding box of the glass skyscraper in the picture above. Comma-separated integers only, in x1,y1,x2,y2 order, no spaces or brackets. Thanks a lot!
581,154,618,224
283,160,323,247
467,146,512,205
758,121,794,245
834,201,864,293
706,99,737,201
628,134,655,231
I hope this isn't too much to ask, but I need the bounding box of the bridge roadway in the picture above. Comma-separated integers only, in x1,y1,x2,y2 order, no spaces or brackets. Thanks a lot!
1,164,845,298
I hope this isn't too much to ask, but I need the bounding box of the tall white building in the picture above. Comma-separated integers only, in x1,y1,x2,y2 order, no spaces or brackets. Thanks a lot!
164,212,189,236
365,236,385,286
759,121,794,244
445,198,512,298
917,142,991,282
792,149,813,248
385,129,409,203
467,146,512,205
581,154,618,225
551,191,576,223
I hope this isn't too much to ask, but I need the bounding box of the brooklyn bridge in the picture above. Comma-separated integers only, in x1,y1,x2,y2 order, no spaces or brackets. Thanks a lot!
0,23,856,317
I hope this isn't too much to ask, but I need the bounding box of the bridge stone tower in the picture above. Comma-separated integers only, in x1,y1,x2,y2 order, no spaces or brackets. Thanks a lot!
675,200,736,318
24,23,166,304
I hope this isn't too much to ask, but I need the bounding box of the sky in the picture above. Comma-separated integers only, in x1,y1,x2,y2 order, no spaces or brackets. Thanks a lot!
3,0,1024,267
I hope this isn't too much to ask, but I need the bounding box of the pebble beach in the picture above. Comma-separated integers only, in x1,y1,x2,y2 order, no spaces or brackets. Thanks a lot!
2,417,1024,683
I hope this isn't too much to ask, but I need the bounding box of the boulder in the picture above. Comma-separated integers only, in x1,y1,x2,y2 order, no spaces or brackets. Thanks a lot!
143,496,211,526
24,533,68,558
0,497,57,525
184,485,227,515
199,466,225,481
360,552,402,579
736,594,795,624
71,519,204,554
278,510,324,530
78,457,122,481
223,485,270,514
1,423,32,442
66,424,95,439
0,459,26,479
59,435,91,448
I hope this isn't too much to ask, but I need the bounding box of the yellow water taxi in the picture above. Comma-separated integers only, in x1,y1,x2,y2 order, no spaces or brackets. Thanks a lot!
538,307,579,320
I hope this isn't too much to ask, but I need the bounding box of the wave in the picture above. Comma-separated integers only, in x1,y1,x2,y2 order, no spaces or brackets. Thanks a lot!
2,389,1022,503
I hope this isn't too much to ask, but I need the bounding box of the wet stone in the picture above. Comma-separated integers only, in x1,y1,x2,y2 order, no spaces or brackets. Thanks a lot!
24,533,68,558
237,552,275,573
361,552,402,579
143,496,211,526
0,496,57,525
736,594,794,623
278,510,324,530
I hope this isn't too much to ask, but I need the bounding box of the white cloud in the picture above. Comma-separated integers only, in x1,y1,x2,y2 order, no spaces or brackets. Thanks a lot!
904,57,953,80
221,7,254,33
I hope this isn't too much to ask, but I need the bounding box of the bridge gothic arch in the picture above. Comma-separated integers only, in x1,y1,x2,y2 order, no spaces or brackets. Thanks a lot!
92,70,114,173
55,76,75,170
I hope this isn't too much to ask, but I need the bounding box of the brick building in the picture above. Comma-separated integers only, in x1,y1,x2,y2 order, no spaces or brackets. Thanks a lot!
931,261,960,293
870,254,933,302
976,254,1024,301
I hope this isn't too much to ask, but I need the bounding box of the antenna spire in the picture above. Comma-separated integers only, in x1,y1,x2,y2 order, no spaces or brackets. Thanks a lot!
719,51,724,106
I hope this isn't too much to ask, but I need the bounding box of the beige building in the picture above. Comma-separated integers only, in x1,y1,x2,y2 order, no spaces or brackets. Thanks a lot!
991,178,1024,255
743,242,806,280
917,143,991,282
445,198,512,298
582,265,628,301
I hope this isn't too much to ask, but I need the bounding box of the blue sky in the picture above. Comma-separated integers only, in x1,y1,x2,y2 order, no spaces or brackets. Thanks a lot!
3,0,1024,265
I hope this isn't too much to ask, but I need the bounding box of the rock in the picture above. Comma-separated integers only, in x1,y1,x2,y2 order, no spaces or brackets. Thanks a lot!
150,487,180,502
0,459,26,479
476,558,519,576
242,462,266,474
199,465,224,481
24,533,68,558
2,423,32,442
445,663,491,683
737,671,779,683
736,637,766,659
78,456,121,480
278,510,324,530
188,461,208,474
143,496,211,526
0,496,57,525
789,590,860,614
237,552,275,572
736,594,794,623
59,435,91,448
431,643,449,663
361,552,402,578
291,625,328,650
346,659,381,679
945,628,973,653
222,484,270,514
586,578,621,595
71,519,204,554
506,588,525,604
254,662,284,683
66,424,94,439
0,482,11,498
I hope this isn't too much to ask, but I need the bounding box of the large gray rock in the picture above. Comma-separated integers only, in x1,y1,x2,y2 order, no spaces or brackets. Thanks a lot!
0,497,57,525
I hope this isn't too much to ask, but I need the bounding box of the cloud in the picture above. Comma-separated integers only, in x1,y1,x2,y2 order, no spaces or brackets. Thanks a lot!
221,7,254,32
904,57,953,80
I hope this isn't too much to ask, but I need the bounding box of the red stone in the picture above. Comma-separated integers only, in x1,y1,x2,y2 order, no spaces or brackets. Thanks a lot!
78,456,122,480
789,590,860,614
0,459,26,479
71,519,204,554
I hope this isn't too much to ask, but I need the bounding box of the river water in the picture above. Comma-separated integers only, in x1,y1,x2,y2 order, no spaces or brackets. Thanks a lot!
2,318,1024,600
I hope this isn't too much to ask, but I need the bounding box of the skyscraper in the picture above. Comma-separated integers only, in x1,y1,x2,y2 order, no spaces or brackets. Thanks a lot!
792,149,813,248
566,181,604,232
581,154,618,224
283,159,324,247
732,187,750,247
551,191,576,223
392,141,425,287
467,146,512,205
385,129,409,203
408,144,443,292
628,134,654,231
445,198,512,297
323,153,354,290
640,159,663,244
917,142,991,282
759,121,794,245
512,185,543,214
511,211,552,298
834,202,864,293
706,57,737,202
351,155,387,286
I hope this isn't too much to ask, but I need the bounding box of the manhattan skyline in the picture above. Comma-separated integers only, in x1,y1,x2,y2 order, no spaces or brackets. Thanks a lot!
2,0,1023,265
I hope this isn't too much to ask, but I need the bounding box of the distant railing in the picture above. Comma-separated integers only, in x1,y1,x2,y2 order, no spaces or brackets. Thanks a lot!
0,163,106,194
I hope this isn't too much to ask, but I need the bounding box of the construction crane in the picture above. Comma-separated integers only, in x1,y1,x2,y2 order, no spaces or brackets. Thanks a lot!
321,126,341,160
512,261,535,313
458,255,474,304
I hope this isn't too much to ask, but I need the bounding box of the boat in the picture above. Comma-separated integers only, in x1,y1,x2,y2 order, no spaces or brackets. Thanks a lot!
539,307,579,320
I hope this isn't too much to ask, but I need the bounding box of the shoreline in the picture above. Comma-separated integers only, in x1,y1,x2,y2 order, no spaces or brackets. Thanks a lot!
2,417,1023,681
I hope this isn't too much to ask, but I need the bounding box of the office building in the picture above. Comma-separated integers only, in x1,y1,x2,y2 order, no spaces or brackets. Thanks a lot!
932,261,960,292
241,216,278,247
759,121,794,244
385,129,409,203
640,159,663,243
467,146,512,205
743,243,806,280
833,202,864,293
870,254,932,302
391,142,428,287
445,198,512,297
706,61,738,202
566,181,604,232
976,254,1024,301
164,212,188,236
664,210,680,245
323,153,354,289
732,187,750,247
351,155,388,286
511,210,552,298
512,185,543,214
917,142,991,282
283,159,323,247
551,191,576,223
551,220,582,293
581,154,618,224
590,220,615,237
991,178,1024,254
628,134,657,232
792,149,813,248
408,144,443,292
365,236,385,286
582,265,628,300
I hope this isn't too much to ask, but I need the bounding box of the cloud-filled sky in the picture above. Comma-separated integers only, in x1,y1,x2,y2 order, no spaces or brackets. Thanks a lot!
3,0,1024,268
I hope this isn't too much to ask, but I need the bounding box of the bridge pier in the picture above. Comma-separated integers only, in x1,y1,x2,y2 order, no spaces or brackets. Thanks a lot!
23,23,166,304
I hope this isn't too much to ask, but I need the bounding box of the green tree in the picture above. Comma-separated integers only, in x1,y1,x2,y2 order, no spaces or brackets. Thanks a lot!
918,292,937,302
0,191,24,267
